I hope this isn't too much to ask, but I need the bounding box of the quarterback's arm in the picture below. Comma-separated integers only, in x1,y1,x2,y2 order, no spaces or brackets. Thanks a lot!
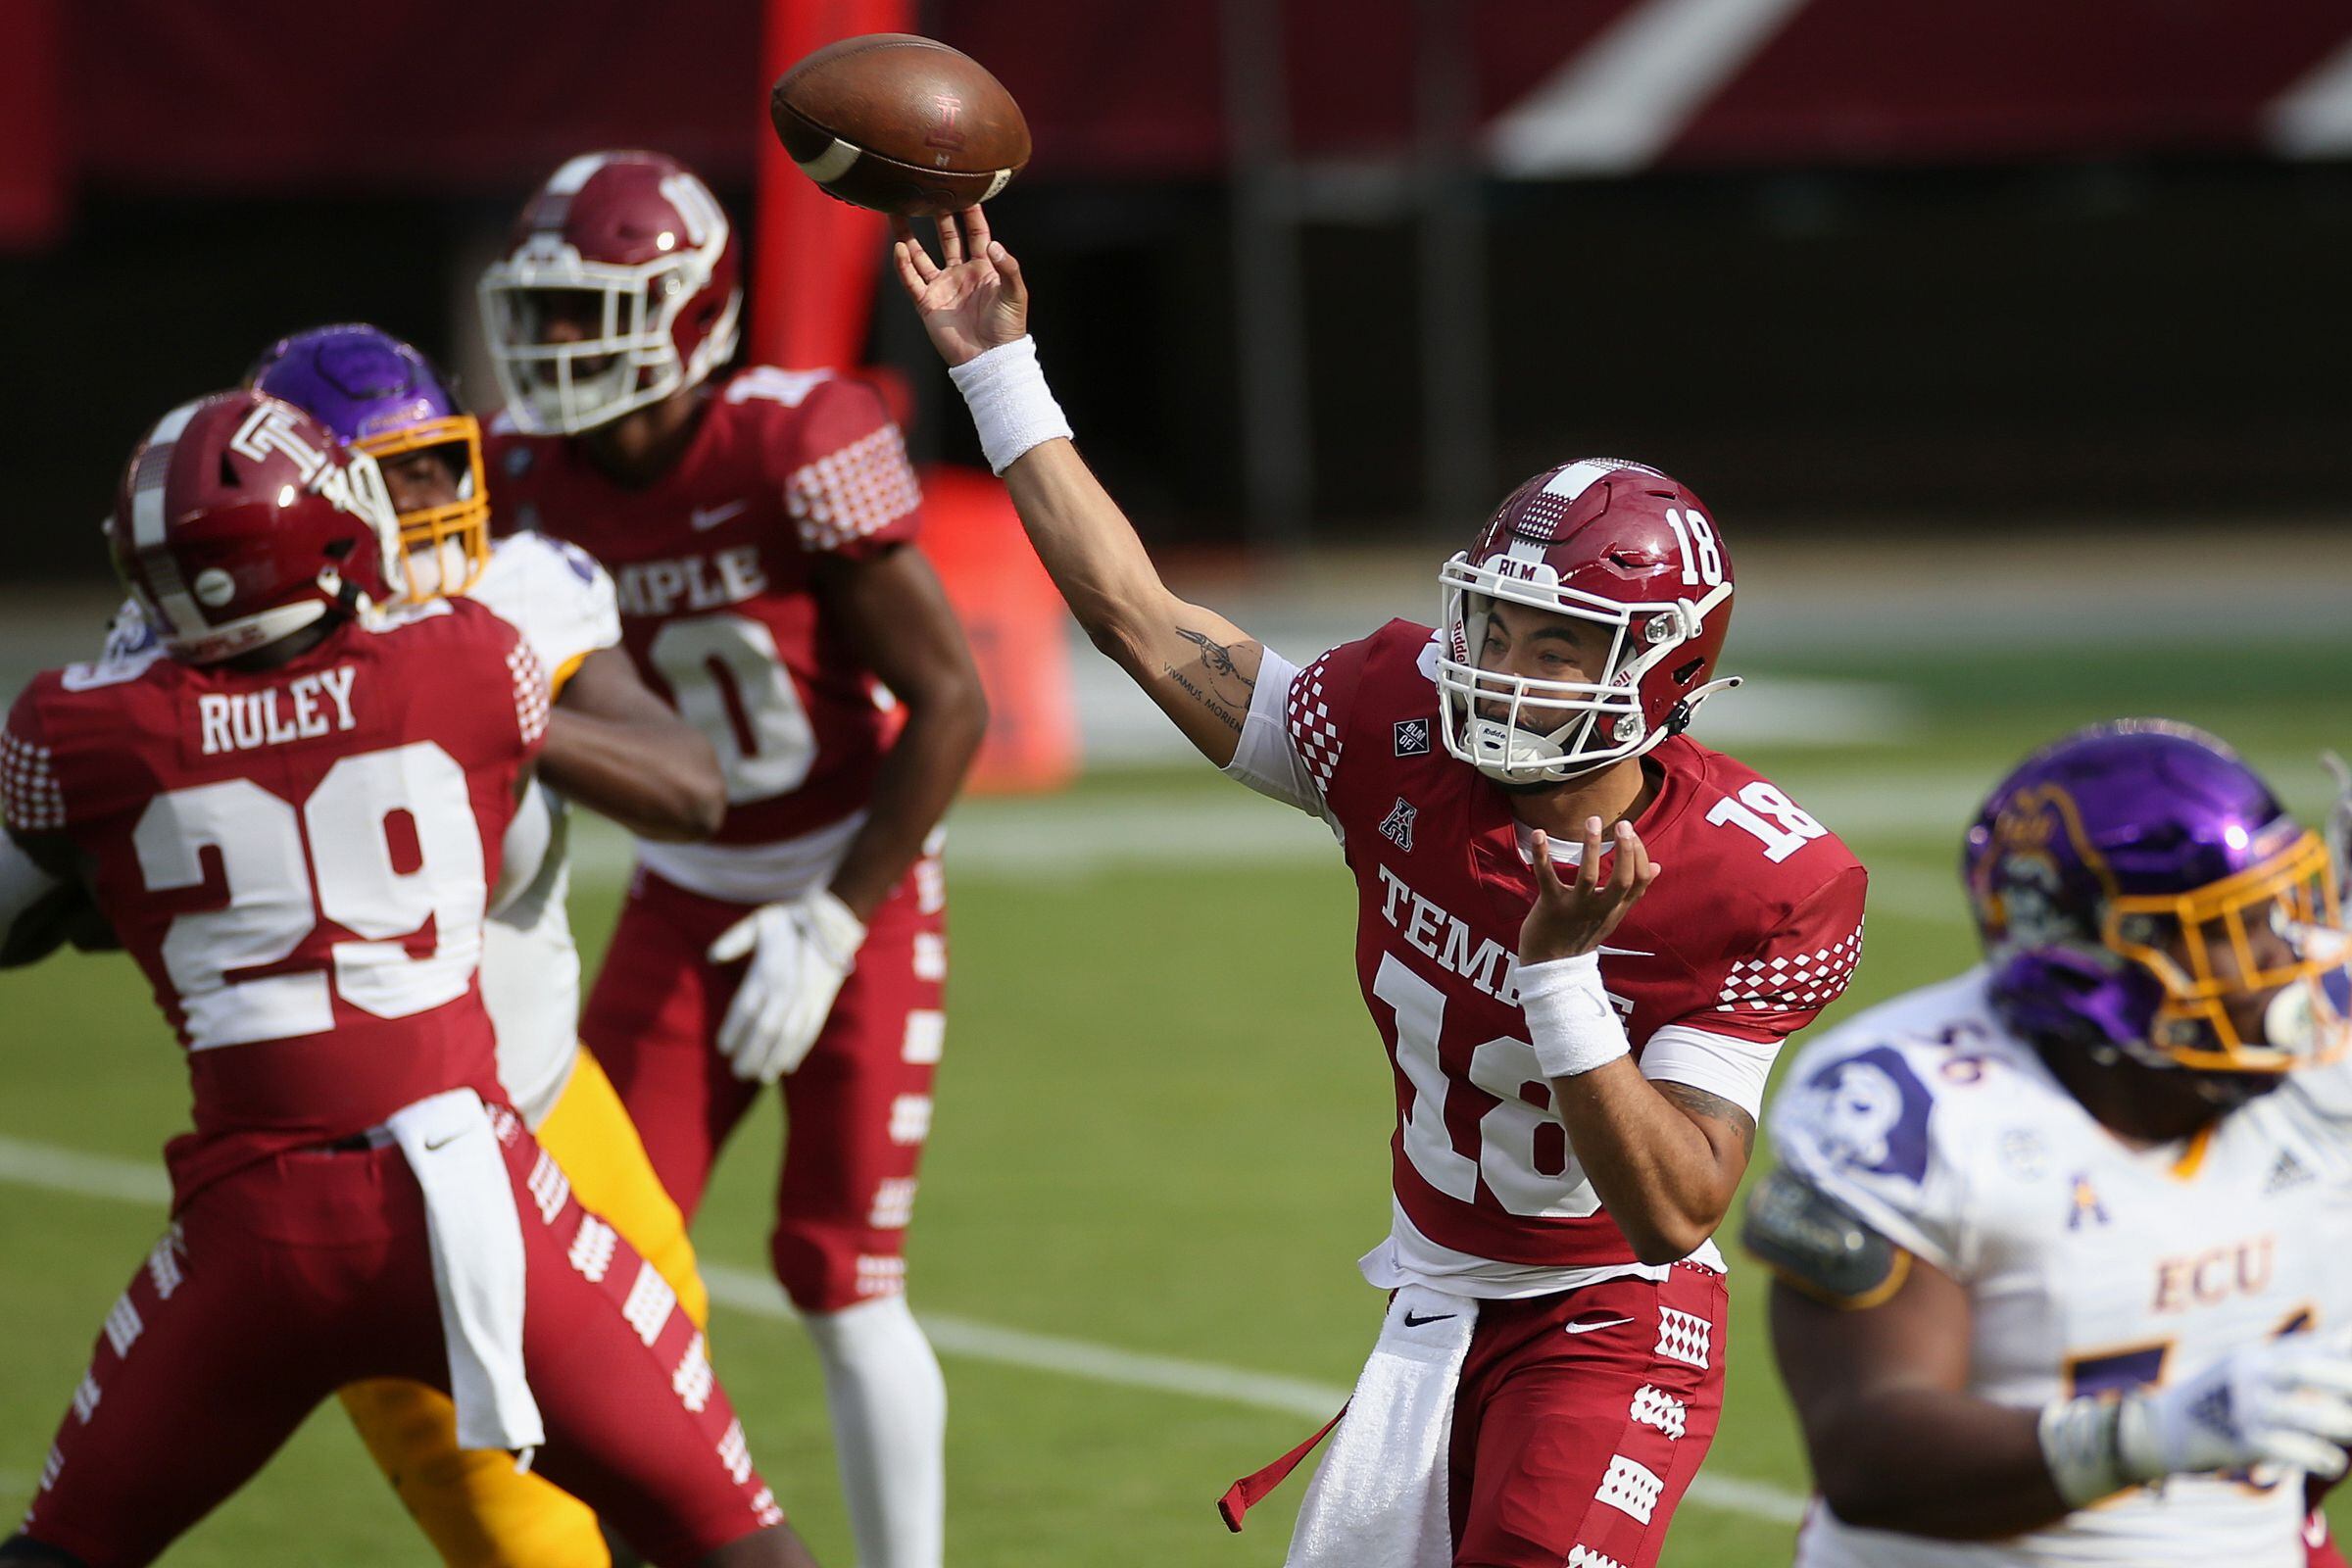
1516,822,1750,1262
539,648,725,842
1546,859,1872,1260
893,207,1268,768
1550,1062,1750,1265
814,542,987,921
1768,1252,2080,1539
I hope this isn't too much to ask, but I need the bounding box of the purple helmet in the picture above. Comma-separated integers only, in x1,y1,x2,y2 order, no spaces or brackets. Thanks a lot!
1964,719,2349,1076
248,324,490,600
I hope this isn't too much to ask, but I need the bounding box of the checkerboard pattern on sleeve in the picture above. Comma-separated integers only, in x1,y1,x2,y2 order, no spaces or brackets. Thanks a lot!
787,424,923,553
1716,919,1864,1012
506,637,551,747
1285,651,1345,800
2,722,64,832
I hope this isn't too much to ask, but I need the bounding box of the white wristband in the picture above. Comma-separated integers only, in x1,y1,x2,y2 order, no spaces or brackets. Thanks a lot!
2035,1395,2130,1507
946,335,1073,475
1516,952,1632,1078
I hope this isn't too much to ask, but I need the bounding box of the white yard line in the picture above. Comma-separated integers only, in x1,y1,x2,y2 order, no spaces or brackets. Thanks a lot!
0,1137,170,1204
702,1262,1353,1420
0,1133,1807,1525
1854,860,1968,925
568,766,1989,886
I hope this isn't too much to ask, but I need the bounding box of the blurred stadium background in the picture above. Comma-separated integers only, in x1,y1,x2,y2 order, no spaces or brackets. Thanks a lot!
3,1,2350,1562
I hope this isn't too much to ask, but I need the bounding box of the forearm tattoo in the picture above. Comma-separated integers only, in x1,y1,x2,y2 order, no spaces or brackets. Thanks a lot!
1655,1080,1757,1158
1164,665,1245,734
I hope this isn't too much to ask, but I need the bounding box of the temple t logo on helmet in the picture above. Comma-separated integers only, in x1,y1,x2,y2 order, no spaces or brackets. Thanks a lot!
250,324,492,603
478,150,744,435
106,390,401,665
1966,720,2352,1077
1435,458,1740,784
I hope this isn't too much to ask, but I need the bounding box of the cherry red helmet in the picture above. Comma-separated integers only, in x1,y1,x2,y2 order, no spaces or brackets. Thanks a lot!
478,149,743,434
1436,458,1739,783
107,390,401,664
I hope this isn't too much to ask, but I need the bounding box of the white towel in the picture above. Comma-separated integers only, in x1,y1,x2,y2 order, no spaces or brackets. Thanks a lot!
1284,1284,1478,1568
385,1088,544,1452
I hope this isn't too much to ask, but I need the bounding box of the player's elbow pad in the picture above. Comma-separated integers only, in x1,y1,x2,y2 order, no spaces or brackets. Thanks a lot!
1740,1163,1904,1305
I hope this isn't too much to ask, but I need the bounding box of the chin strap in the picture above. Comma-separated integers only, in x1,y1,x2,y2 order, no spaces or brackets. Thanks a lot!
1664,674,1742,738
321,568,371,620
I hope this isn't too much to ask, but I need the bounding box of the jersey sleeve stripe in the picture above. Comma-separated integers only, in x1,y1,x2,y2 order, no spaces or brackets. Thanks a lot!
787,423,922,553
2,726,64,832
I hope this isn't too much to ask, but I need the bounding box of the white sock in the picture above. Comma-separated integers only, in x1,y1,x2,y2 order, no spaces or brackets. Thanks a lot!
801,1295,947,1568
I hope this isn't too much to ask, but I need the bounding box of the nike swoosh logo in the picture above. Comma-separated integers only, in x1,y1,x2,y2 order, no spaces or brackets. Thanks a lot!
1401,1310,1457,1328
422,1131,467,1152
1596,946,1653,958
1563,1316,1636,1336
690,500,749,531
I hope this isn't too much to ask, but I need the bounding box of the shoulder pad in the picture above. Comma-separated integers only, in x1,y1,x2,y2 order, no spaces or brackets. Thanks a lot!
1776,1039,1943,1185
61,647,167,693
491,530,610,593
1740,1162,1906,1307
368,597,459,631
2285,1055,2352,1124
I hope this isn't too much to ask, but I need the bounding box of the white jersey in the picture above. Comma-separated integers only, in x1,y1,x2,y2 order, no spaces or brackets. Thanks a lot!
469,533,621,1124
1773,968,2352,1568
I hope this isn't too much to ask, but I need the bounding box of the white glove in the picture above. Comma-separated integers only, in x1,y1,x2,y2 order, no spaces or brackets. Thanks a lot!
2117,1330,2352,1484
706,889,867,1084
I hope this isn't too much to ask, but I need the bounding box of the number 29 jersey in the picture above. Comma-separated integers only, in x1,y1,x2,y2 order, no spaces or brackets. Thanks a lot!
0,599,545,1205
1227,619,1868,1291
1772,969,2352,1568
487,367,924,904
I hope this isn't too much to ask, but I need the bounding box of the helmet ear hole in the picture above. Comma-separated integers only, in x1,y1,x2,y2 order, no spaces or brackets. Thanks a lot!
1671,657,1704,685
323,538,355,560
219,453,241,487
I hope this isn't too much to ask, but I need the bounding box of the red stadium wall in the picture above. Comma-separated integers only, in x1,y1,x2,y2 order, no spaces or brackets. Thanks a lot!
35,0,2352,200
0,0,64,249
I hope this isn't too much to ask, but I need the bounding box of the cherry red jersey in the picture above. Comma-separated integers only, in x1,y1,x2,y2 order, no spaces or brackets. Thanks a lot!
1256,620,1868,1273
487,367,924,889
0,598,544,1205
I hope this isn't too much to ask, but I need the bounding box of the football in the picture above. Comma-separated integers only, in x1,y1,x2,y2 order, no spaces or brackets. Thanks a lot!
770,33,1031,217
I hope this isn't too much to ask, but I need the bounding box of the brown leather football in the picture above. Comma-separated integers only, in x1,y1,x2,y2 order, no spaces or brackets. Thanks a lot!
770,34,1031,217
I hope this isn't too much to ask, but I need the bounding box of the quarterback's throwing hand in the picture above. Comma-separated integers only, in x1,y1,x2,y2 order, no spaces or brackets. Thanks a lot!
891,206,1029,368
706,889,869,1084
1521,818,1660,965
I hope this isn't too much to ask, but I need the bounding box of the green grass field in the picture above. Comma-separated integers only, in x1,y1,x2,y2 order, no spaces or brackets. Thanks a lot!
3,633,2347,1565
